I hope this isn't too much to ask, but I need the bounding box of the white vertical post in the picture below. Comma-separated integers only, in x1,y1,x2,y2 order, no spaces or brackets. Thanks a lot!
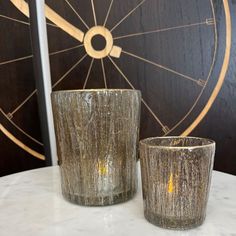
35,0,57,165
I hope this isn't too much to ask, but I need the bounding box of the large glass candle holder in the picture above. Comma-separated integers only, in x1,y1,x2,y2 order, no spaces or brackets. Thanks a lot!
139,137,215,230
52,89,141,206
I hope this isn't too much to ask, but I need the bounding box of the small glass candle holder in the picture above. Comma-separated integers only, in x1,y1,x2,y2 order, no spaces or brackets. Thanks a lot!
139,136,215,230
52,89,141,206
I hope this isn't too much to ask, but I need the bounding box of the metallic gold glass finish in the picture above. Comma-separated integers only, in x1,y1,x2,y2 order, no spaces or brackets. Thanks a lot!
139,137,215,230
52,89,141,206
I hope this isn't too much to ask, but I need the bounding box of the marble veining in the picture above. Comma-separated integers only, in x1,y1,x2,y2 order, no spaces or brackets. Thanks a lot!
0,165,235,236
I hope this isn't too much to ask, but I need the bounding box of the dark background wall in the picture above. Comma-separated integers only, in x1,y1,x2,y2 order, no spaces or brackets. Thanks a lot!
0,0,235,176
0,1,45,176
193,1,236,174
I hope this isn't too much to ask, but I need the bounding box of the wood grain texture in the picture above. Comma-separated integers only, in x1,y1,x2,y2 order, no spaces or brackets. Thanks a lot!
0,0,236,176
0,1,45,176
45,0,236,175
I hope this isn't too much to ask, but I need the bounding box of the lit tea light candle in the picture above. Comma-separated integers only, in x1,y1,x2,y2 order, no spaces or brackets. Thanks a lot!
140,136,215,229
97,160,109,175
97,159,114,195
167,173,174,193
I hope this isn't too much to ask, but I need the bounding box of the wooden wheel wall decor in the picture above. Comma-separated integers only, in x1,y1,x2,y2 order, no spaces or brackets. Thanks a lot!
0,0,232,166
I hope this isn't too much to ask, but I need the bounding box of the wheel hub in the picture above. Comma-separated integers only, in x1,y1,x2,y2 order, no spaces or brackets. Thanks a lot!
84,26,114,59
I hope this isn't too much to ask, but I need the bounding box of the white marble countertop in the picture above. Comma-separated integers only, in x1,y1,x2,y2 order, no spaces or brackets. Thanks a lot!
0,166,235,236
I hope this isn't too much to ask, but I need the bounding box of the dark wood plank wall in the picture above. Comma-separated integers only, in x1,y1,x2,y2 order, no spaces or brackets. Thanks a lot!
0,1,45,176
0,0,235,176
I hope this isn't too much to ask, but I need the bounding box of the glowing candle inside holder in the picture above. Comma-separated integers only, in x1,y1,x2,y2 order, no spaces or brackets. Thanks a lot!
167,174,174,193
52,89,141,206
140,136,215,230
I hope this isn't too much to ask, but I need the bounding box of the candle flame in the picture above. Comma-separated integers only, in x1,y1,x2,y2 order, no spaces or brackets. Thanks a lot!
97,160,108,175
168,174,174,193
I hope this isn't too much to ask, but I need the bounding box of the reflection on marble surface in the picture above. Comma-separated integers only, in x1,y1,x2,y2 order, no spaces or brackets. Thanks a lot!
0,165,235,236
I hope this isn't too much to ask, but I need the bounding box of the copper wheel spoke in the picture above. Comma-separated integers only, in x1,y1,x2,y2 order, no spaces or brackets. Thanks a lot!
108,56,166,130
64,0,89,29
83,58,94,89
110,0,146,32
52,54,87,89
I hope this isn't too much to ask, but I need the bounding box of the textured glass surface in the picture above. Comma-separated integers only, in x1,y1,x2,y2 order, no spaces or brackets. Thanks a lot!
140,137,215,230
52,89,141,206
